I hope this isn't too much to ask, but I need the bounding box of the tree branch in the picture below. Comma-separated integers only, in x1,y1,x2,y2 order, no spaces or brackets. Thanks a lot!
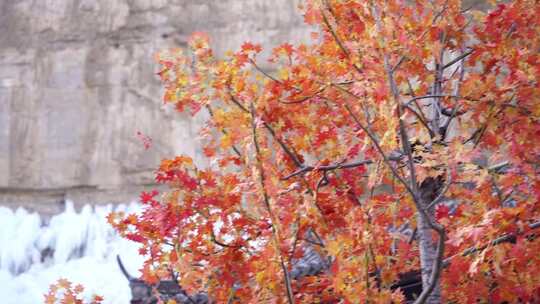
343,103,416,199
407,79,434,138
440,106,466,117
280,257,295,304
424,171,452,211
249,58,282,84
281,159,374,180
278,85,328,104
228,90,303,167
205,104,243,159
370,3,446,302
210,230,243,249
403,103,435,137
442,48,474,70
249,101,295,304
442,47,468,140
404,94,468,107
444,220,540,264
262,121,304,167
321,0,363,75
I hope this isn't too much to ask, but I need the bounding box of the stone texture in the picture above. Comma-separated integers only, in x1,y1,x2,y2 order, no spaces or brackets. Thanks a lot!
0,0,312,211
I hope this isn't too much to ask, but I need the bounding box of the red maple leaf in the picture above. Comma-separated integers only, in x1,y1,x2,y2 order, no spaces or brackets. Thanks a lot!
435,204,450,220
140,190,159,204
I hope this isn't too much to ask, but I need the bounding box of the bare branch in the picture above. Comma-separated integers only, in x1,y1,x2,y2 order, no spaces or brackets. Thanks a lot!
262,120,303,167
406,79,434,138
282,159,374,180
288,223,301,262
250,102,272,213
488,161,510,173
249,58,282,84
442,48,468,140
210,229,243,249
442,48,474,70
404,94,468,107
408,227,418,244
392,56,407,73
228,90,250,113
403,103,435,137
440,106,466,117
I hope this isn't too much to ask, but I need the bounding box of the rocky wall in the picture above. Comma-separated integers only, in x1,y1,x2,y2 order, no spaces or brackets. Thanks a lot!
0,0,312,213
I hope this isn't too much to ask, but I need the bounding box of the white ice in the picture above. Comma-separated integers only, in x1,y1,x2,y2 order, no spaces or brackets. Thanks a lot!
0,201,144,304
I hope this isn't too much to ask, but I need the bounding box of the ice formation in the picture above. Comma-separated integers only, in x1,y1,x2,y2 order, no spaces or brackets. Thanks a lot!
0,201,144,304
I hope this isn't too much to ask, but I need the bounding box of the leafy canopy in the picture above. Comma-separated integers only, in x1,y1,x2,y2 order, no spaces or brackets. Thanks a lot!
105,0,540,303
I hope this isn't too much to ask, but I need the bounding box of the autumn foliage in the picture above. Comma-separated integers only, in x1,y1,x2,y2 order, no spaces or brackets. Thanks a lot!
45,279,103,304
53,0,540,303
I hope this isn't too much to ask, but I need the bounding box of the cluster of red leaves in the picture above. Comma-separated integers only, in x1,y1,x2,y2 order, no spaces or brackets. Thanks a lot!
44,279,103,304
106,0,540,303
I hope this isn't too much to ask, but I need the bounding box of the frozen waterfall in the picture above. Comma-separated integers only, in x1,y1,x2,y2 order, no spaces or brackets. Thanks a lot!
0,201,144,303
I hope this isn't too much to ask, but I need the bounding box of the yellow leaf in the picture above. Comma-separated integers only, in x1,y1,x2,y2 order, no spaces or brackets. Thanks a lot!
220,133,232,149
375,255,385,266
327,239,342,256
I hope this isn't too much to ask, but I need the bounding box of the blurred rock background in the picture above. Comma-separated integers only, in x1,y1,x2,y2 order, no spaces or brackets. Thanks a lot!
0,0,312,214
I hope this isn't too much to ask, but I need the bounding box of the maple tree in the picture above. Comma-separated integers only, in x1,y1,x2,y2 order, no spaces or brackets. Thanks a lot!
55,0,540,303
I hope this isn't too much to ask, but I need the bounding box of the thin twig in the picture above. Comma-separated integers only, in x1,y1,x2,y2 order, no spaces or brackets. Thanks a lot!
282,159,374,180
440,106,466,117
392,56,407,73
487,161,509,173
408,227,418,244
278,85,328,104
442,48,474,70
442,48,468,140
249,58,282,84
403,103,434,136
288,223,301,262
263,121,303,167
280,257,295,304
210,229,243,249
407,79,434,138
404,94,468,107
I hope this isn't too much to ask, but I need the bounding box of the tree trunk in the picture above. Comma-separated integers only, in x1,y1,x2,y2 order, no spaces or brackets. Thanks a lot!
416,177,443,303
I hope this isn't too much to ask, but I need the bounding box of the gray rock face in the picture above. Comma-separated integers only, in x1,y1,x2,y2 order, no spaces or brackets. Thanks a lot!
0,0,312,211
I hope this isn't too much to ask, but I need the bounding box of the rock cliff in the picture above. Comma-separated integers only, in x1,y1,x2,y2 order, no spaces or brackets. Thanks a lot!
0,0,312,213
